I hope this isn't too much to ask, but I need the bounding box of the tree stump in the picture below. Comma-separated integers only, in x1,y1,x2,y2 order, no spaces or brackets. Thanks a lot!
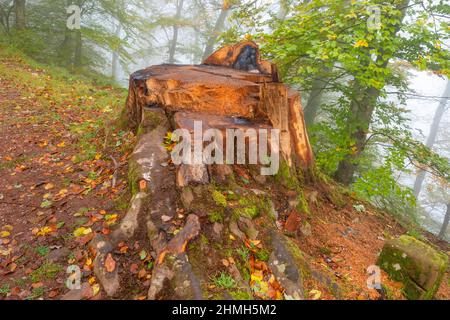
125,41,314,170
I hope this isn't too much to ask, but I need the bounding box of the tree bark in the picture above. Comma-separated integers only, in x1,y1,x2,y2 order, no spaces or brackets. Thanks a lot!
168,0,184,64
438,203,450,240
13,0,25,30
413,80,450,197
201,4,230,61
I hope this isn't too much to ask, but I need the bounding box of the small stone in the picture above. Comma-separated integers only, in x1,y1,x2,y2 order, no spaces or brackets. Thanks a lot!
180,188,194,210
229,220,245,240
213,223,223,236
300,221,312,237
161,215,172,222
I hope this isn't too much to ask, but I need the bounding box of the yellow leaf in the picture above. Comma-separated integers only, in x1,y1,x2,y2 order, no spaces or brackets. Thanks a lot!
73,227,92,237
36,226,53,237
309,289,322,300
92,283,100,296
57,141,66,148
95,153,102,160
0,231,10,238
354,39,369,48
2,225,13,231
44,183,54,190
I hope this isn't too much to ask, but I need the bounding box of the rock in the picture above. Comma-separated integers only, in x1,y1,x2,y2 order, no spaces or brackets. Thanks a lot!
176,164,209,187
229,220,246,240
268,232,304,299
284,211,301,233
300,221,312,237
238,217,259,240
253,175,267,184
180,187,194,210
213,223,223,236
377,235,448,300
210,164,233,184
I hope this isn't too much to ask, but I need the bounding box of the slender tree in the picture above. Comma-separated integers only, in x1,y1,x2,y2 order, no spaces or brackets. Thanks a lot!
13,0,25,30
413,80,450,197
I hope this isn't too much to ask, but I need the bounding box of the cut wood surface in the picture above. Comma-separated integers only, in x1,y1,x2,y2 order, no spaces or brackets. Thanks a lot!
125,41,314,168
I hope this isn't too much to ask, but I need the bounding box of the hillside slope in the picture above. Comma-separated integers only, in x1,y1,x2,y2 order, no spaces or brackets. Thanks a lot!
0,46,448,300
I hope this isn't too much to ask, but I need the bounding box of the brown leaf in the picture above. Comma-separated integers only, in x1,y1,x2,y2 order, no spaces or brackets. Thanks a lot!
104,253,116,273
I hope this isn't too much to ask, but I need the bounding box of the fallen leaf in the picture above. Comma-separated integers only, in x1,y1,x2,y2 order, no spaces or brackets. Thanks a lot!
309,289,322,300
104,253,116,273
0,231,10,238
73,227,92,237
44,183,55,190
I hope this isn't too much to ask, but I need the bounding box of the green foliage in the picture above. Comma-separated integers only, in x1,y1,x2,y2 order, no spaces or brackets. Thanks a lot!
212,272,237,289
225,0,450,226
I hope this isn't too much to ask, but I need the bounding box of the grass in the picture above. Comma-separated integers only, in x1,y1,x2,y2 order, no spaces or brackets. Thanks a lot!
30,261,63,283
236,246,250,261
35,246,50,257
0,284,10,296
212,272,237,289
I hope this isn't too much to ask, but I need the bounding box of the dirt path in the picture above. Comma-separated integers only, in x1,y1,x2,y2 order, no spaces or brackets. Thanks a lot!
0,53,138,300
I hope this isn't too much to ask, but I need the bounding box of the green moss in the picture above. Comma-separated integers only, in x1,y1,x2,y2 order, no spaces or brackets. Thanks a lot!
212,190,227,208
229,290,253,300
209,210,224,223
296,191,310,214
128,159,140,197
275,161,301,190
232,191,273,220
377,235,449,300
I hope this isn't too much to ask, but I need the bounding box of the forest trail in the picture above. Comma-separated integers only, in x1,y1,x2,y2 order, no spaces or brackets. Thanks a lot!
0,48,147,299
0,47,449,300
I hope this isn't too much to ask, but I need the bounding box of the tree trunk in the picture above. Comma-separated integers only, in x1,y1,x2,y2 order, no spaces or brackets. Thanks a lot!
413,80,450,197
304,67,331,127
14,0,26,30
73,29,82,70
438,203,450,240
112,25,122,81
277,0,289,20
201,4,230,61
334,85,380,185
334,1,409,185
168,0,184,64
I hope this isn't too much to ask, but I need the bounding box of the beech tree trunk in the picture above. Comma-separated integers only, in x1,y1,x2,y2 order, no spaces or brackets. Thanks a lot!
14,0,25,30
334,0,409,185
112,25,122,81
413,80,450,197
168,0,184,64
201,3,230,61
438,203,450,240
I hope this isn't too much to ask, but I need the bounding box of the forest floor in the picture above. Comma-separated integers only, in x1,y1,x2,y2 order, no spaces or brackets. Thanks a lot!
0,46,448,300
